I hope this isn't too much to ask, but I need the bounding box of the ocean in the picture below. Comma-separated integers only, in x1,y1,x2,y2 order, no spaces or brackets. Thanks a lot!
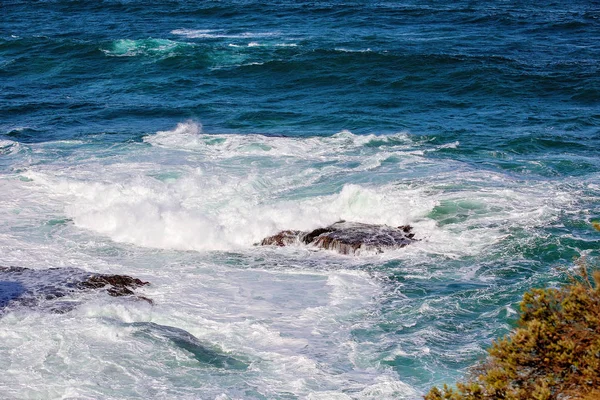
1,1,599,398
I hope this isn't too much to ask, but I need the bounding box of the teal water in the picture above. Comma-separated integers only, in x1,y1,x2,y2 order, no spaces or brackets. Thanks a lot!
1,1,599,399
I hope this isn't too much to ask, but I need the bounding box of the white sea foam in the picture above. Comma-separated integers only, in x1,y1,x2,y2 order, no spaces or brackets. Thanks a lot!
145,121,413,159
0,255,402,399
335,47,373,53
0,120,591,399
0,139,18,153
356,377,421,399
102,38,192,57
171,29,279,39
22,169,428,252
229,41,297,49
11,121,576,260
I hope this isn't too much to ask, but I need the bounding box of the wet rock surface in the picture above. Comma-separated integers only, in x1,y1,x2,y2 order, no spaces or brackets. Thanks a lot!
0,266,151,314
130,322,249,370
260,220,417,255
77,274,150,298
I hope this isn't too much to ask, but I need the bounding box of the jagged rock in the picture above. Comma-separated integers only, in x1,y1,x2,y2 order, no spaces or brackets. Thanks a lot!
259,220,417,255
0,266,151,314
77,274,150,298
260,230,303,247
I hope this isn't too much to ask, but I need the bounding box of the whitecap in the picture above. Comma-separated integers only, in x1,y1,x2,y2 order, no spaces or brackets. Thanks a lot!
0,139,16,148
171,29,279,39
102,38,192,57
334,47,372,53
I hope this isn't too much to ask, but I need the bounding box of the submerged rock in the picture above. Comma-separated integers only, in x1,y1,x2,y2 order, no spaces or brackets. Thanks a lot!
260,220,417,255
0,266,151,314
130,322,249,370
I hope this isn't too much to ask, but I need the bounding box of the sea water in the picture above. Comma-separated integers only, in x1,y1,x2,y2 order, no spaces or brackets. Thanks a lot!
1,1,599,399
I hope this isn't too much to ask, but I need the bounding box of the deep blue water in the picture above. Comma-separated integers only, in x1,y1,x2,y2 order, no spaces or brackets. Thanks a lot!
3,1,599,141
1,1,599,399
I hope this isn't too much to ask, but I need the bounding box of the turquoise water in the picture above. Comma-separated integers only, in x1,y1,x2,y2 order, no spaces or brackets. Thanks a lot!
1,1,599,399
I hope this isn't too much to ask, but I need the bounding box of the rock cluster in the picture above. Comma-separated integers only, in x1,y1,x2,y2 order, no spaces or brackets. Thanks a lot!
0,266,151,313
77,274,150,298
259,220,417,255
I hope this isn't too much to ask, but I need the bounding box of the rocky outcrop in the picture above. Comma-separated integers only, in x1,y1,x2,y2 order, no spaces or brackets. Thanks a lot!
77,274,150,298
0,266,151,314
259,220,417,255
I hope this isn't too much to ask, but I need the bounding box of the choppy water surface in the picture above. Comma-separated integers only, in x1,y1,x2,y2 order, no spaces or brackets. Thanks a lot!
1,1,599,399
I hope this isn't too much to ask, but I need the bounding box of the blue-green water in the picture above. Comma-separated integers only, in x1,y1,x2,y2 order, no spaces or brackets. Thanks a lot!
1,1,599,399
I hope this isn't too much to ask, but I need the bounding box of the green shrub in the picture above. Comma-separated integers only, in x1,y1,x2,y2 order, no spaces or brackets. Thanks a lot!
425,261,600,400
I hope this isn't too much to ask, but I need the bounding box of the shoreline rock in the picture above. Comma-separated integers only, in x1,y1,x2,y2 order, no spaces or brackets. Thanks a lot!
77,274,150,299
0,266,152,313
259,220,417,255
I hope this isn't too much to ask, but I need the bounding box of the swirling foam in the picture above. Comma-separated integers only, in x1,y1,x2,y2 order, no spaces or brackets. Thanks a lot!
15,121,576,259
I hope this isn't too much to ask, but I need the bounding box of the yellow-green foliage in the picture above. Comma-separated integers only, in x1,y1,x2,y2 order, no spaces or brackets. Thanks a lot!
425,262,600,400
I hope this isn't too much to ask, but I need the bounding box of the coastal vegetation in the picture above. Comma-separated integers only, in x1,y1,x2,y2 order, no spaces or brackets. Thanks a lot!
426,249,600,399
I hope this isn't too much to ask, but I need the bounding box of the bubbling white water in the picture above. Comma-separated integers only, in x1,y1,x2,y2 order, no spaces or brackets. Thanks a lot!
0,121,583,399
10,121,575,260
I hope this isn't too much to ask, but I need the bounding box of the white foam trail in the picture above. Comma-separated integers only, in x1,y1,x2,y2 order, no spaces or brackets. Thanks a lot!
145,121,413,159
335,48,373,53
171,29,279,39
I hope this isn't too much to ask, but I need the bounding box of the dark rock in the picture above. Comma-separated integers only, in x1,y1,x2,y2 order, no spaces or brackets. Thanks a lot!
0,266,152,314
130,322,248,370
259,220,418,255
260,230,303,246
78,274,151,302
301,227,336,244
78,274,147,290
